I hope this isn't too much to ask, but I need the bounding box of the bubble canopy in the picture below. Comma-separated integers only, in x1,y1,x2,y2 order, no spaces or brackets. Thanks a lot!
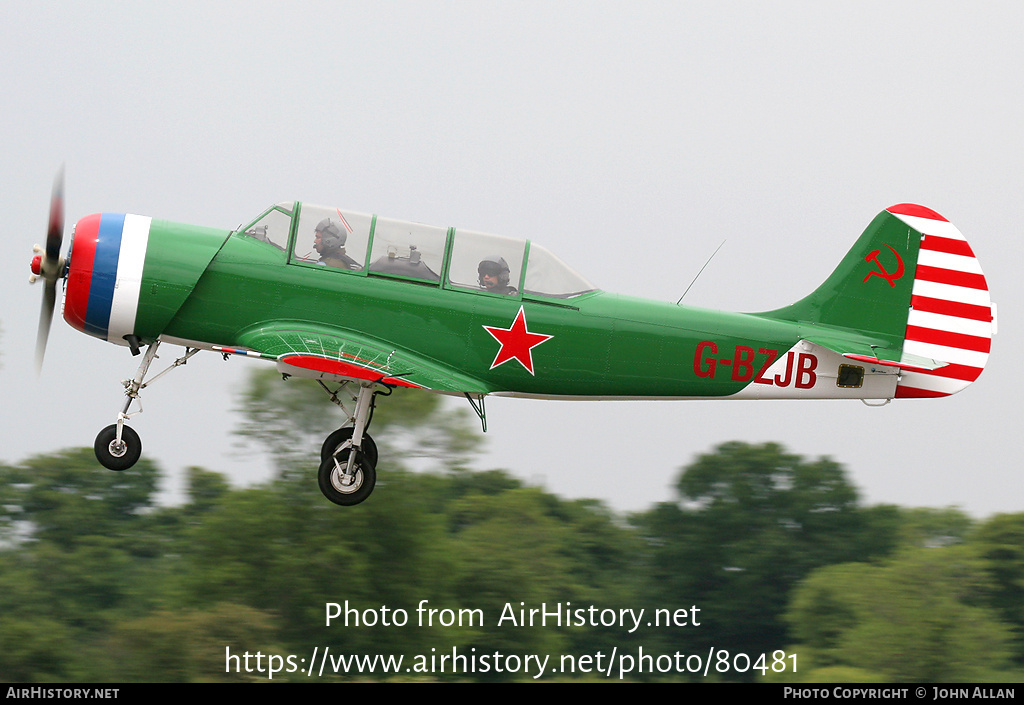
239,201,597,299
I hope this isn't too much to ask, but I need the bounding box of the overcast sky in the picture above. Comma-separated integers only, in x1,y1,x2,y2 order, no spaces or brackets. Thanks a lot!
2,1,1021,516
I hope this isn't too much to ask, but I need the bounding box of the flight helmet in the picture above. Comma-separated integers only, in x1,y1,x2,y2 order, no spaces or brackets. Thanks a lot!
315,218,347,252
478,255,511,287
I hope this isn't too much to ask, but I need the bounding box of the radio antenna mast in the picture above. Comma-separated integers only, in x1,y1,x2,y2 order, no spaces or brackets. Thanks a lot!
677,240,726,305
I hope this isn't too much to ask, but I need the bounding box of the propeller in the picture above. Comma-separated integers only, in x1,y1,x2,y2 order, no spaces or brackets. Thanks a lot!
30,169,66,373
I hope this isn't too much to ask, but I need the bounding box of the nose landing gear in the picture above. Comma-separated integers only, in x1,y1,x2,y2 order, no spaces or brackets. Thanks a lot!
93,341,200,471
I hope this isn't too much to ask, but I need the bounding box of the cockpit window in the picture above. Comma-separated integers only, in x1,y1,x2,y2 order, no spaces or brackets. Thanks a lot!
446,230,525,297
264,201,598,299
524,242,596,298
240,202,293,251
292,204,372,271
368,218,446,283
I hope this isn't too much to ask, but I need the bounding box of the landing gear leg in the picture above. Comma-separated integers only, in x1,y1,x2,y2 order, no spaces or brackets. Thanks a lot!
94,341,200,471
317,380,381,464
318,383,379,506
322,427,379,467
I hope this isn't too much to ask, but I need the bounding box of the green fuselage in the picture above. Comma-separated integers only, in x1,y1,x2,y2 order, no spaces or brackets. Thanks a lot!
162,228,807,399
67,200,939,403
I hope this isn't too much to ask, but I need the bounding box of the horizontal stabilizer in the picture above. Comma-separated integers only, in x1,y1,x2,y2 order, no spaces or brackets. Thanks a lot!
841,353,945,374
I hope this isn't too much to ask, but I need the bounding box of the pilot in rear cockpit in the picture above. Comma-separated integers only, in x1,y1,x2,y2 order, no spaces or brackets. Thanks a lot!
478,256,517,295
314,218,360,270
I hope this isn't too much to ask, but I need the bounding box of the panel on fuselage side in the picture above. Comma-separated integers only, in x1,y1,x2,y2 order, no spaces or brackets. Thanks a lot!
726,340,899,400
574,293,797,398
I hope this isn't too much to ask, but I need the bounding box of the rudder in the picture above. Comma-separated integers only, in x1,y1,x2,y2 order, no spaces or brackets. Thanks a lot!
887,204,994,397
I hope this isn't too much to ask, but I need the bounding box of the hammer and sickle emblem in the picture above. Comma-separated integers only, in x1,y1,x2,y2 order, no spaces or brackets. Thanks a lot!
863,244,905,287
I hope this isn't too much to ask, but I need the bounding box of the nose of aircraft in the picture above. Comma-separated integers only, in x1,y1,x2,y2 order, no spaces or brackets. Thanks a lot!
63,212,151,343
64,212,105,336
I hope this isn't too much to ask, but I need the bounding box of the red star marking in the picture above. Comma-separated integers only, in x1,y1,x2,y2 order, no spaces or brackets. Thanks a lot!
482,306,553,375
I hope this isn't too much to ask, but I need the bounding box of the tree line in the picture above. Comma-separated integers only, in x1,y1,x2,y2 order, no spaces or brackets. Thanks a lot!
0,373,1021,682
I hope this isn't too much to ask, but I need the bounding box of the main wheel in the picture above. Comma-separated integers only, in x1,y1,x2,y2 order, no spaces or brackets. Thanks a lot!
318,450,376,506
321,427,378,467
94,424,142,471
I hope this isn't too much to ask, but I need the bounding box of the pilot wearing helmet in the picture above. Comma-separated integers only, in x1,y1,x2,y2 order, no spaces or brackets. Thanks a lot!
314,218,360,270
478,256,517,295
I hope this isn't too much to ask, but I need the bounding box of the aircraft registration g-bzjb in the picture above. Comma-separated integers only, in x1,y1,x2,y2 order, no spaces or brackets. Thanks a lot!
30,175,995,506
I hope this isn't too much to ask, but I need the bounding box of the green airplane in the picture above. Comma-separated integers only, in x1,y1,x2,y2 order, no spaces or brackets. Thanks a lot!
30,175,994,505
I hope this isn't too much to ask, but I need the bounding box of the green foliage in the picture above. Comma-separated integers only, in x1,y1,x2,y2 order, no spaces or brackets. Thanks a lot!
1,448,159,548
635,442,890,668
446,489,577,655
0,614,75,681
101,603,281,682
184,466,231,513
764,654,884,683
0,450,163,679
787,545,1013,681
969,513,1024,663
894,506,974,548
1,379,1021,682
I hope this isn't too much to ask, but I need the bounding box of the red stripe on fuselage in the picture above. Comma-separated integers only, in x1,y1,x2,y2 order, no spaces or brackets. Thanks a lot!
63,213,101,332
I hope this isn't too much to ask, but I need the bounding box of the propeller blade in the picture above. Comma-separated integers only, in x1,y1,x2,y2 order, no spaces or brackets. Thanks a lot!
34,168,66,374
36,278,56,374
46,168,64,265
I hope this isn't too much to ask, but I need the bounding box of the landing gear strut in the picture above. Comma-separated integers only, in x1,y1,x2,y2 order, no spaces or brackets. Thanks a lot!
316,382,383,506
94,341,199,471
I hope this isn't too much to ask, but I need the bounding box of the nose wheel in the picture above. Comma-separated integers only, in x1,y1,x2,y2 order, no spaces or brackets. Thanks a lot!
94,424,142,471
94,340,200,473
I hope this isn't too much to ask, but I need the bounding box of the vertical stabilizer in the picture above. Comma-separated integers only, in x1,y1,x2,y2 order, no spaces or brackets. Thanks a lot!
760,204,993,398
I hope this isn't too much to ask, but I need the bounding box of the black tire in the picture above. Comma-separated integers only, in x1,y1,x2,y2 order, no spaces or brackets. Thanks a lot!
321,427,378,467
94,424,142,471
318,450,376,506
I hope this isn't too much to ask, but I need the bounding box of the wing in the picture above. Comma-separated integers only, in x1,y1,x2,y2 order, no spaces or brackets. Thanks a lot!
219,322,492,394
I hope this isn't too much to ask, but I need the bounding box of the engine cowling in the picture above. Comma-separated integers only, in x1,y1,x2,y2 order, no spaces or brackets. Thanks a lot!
64,213,228,347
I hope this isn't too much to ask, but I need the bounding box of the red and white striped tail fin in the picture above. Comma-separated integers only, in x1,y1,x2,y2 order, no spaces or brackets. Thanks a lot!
887,204,994,398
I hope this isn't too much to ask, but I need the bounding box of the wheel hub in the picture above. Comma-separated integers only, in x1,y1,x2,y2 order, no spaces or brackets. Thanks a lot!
331,466,363,493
